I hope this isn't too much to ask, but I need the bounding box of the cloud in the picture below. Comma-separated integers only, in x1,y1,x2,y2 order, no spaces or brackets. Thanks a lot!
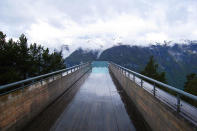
0,0,197,56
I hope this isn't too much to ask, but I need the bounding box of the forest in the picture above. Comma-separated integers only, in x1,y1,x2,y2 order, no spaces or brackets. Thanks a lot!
0,31,65,86
141,56,197,107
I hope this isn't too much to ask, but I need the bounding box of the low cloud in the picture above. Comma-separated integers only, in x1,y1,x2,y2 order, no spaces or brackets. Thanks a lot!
1,0,197,56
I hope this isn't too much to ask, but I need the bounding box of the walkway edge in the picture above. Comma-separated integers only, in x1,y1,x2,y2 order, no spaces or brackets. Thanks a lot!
109,64,195,131
0,64,91,131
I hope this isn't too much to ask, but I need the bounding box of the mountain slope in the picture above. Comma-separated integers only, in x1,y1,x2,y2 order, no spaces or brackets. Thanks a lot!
65,48,99,67
65,43,197,89
99,44,197,89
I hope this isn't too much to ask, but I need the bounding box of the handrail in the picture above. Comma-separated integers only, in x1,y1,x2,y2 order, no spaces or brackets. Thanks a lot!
110,62,197,102
0,62,89,92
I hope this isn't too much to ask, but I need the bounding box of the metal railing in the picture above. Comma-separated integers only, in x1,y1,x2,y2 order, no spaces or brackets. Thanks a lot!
110,62,197,113
0,62,90,95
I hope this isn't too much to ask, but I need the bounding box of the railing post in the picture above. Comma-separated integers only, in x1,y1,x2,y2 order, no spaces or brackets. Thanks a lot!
41,79,43,85
22,83,25,90
153,82,156,97
133,75,135,82
141,79,143,87
176,94,181,113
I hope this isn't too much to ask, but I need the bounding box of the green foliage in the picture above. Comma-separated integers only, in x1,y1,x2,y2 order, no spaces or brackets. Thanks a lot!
184,73,197,95
18,34,29,79
0,31,66,86
141,56,167,83
140,56,176,94
98,45,197,89
183,73,197,107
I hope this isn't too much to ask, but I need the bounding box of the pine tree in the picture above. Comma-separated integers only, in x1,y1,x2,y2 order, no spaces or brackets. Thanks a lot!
0,31,66,86
29,43,42,76
49,50,65,71
0,32,21,84
184,73,197,96
183,73,197,107
42,48,51,74
18,34,30,79
141,56,167,83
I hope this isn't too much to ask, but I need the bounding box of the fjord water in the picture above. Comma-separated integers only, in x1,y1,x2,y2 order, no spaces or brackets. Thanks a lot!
51,66,136,131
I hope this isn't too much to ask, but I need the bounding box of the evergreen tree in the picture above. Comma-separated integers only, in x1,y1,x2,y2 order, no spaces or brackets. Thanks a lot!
50,50,65,71
18,34,30,79
184,73,197,96
0,32,21,84
141,56,167,83
29,43,42,76
0,31,66,86
42,48,51,74
183,73,197,107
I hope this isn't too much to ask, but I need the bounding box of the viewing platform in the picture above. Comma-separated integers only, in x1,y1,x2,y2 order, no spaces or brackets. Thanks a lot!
0,61,196,131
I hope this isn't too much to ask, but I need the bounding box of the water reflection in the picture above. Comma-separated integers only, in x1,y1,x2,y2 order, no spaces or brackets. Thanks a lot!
51,67,136,131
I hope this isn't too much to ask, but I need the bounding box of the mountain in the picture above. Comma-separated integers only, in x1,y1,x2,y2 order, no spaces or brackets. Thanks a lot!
65,43,197,89
64,48,99,67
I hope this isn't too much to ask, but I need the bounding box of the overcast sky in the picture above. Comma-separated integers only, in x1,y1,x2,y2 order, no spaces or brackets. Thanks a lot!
0,0,197,53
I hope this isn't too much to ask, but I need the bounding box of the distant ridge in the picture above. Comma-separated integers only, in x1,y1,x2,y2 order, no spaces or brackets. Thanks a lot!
65,43,197,89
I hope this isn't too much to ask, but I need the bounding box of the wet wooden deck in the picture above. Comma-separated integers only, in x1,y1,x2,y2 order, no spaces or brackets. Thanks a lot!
51,68,135,131
24,68,137,131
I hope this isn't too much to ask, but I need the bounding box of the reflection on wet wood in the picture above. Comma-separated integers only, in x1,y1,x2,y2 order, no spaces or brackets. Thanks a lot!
110,70,152,131
0,66,90,131
51,68,136,131
23,67,150,131
23,70,91,131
